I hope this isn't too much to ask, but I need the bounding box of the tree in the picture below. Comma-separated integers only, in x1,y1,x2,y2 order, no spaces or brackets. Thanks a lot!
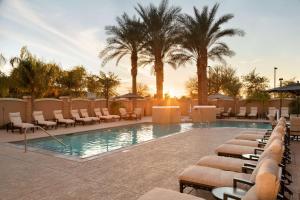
243,69,270,115
136,83,150,97
9,47,59,99
100,13,144,95
185,77,198,98
136,0,181,99
58,66,87,97
98,71,120,107
223,77,242,113
170,3,244,105
186,65,241,98
208,65,237,95
0,53,9,97
86,74,101,97
0,53,6,67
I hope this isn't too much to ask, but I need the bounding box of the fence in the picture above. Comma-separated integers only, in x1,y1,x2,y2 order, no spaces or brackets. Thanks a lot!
0,96,294,126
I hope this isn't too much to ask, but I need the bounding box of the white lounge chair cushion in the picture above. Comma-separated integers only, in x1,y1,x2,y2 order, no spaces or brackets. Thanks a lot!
138,188,204,200
179,165,251,188
14,123,34,128
38,121,56,126
196,155,256,173
225,139,259,147
59,118,75,124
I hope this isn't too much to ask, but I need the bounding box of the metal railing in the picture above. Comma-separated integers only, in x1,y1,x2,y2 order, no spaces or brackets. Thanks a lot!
24,125,68,152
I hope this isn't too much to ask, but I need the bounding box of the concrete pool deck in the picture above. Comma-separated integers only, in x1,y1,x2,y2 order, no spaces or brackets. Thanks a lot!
0,121,299,199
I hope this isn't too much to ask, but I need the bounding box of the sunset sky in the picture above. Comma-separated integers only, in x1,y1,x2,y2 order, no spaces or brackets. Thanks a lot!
1,0,300,97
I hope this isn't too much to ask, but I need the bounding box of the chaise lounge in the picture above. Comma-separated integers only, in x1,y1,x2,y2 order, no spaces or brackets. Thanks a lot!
80,109,100,123
32,111,57,129
53,110,75,127
71,109,92,125
8,112,35,133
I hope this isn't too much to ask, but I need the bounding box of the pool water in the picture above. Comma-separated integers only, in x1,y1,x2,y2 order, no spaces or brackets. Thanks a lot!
19,121,271,158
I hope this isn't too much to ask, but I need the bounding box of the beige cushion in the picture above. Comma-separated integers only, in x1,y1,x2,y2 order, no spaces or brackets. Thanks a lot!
242,186,258,200
9,112,23,125
196,155,256,173
215,144,256,156
138,188,204,200
255,159,280,200
179,165,251,188
226,139,259,147
235,134,264,141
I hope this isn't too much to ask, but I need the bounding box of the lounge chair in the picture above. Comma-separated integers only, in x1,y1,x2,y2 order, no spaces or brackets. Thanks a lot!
216,107,224,118
8,112,35,133
32,111,57,129
102,108,120,120
133,108,142,120
222,107,232,118
80,109,100,123
71,109,92,125
223,159,282,200
290,116,300,140
119,107,137,120
247,107,258,118
267,107,277,121
94,108,113,122
197,139,284,173
234,123,285,141
236,107,246,118
53,110,75,127
137,188,204,200
281,107,289,118
215,133,283,158
178,158,276,193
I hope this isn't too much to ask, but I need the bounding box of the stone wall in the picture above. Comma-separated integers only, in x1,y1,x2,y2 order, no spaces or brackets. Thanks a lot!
0,96,295,126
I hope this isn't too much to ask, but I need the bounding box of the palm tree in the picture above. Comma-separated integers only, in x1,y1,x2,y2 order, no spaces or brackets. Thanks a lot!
0,54,6,67
170,3,244,105
98,71,120,107
135,0,181,99
100,13,144,95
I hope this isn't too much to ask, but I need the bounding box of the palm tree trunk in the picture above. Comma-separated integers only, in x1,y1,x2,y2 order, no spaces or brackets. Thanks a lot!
155,59,164,99
131,53,138,95
198,52,208,105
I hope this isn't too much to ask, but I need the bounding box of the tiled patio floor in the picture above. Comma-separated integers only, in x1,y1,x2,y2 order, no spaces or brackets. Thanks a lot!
0,122,299,200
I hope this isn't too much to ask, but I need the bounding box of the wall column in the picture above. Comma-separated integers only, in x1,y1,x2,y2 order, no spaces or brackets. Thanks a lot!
23,96,32,123
59,96,71,118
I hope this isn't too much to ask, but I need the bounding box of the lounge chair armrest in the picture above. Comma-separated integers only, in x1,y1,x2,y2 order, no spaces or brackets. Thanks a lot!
254,148,264,154
242,166,255,173
244,163,256,168
233,178,254,188
224,193,241,200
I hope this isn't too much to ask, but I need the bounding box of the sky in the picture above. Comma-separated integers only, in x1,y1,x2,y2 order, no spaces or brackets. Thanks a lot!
1,0,300,97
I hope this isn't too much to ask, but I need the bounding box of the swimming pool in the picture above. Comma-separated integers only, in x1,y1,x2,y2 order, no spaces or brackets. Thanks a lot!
18,121,271,158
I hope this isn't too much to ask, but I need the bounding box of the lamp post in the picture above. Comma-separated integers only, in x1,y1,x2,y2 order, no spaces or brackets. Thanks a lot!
208,66,211,95
279,78,283,117
274,67,278,88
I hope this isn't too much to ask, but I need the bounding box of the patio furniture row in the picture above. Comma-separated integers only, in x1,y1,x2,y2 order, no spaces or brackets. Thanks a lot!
6,107,142,133
139,117,293,200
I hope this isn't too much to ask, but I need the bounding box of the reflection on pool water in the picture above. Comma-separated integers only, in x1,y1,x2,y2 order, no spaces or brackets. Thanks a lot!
18,121,271,158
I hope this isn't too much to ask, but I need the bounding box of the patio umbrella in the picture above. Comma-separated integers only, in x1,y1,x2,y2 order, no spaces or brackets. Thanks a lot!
267,82,300,116
208,93,233,100
114,93,144,100
114,93,144,112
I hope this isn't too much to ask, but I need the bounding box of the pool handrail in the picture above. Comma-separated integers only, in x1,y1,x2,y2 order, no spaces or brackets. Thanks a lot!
24,125,68,153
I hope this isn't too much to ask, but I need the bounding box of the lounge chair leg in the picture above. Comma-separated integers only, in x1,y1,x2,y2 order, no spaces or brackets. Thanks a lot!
179,182,184,193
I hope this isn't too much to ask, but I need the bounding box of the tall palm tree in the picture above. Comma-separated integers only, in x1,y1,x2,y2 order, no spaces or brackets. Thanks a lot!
0,53,6,67
100,13,144,95
170,4,244,104
135,0,181,99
